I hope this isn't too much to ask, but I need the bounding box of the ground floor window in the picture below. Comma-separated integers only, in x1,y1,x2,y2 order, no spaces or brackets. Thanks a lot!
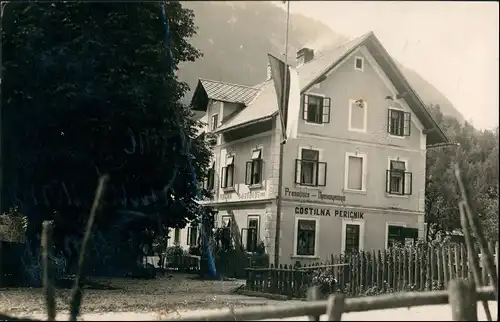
187,226,198,247
219,215,232,251
344,224,360,254
387,224,418,248
174,228,180,245
245,215,259,252
295,219,317,256
342,220,364,254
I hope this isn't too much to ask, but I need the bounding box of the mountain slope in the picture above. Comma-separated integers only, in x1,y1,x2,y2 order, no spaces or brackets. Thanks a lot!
179,1,464,123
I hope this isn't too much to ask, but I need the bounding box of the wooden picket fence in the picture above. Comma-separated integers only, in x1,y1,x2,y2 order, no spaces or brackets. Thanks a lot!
245,242,499,298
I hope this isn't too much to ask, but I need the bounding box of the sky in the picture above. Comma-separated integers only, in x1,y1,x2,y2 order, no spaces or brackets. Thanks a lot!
273,1,499,130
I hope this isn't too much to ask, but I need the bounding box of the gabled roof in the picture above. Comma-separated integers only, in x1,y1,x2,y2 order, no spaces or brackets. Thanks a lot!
215,80,275,132
196,32,449,144
297,32,372,91
190,79,261,111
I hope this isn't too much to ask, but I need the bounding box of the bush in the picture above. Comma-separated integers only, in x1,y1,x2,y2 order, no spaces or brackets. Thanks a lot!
189,245,201,256
310,269,338,298
0,206,27,243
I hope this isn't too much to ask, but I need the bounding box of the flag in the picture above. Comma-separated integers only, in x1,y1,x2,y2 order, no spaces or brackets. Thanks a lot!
268,53,301,140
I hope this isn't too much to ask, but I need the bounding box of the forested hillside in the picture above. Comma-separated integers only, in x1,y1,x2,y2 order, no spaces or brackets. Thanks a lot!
179,1,464,123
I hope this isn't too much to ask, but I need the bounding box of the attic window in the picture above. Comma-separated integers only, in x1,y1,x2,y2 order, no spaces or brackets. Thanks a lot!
355,57,364,71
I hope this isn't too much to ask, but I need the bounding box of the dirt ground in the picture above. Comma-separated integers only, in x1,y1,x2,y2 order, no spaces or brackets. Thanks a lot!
0,273,275,316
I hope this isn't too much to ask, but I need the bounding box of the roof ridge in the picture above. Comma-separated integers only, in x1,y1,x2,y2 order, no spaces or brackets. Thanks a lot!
199,78,260,90
298,31,373,68
246,79,272,106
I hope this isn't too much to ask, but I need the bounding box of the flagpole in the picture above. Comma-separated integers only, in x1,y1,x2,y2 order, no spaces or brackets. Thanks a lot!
274,0,290,268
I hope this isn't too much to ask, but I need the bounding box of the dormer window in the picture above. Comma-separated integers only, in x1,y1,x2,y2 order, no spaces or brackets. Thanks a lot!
355,57,364,71
302,94,331,124
211,114,218,131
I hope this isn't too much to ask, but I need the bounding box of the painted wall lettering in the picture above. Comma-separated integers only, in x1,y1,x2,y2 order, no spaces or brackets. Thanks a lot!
293,206,364,219
334,209,364,219
220,190,266,201
284,188,310,198
284,187,345,203
294,207,331,216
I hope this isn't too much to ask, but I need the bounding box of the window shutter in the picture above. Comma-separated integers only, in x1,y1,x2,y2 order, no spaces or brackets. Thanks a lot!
386,170,391,193
253,160,262,184
403,112,411,136
187,227,191,245
245,161,252,185
387,109,392,133
227,165,234,187
295,159,301,184
404,172,412,195
302,95,309,120
221,167,227,188
322,97,331,123
317,162,327,186
208,169,215,190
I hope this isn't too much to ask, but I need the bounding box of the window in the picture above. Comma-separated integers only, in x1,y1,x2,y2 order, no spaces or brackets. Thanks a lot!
295,219,317,256
220,215,232,250
222,216,231,228
174,228,180,245
348,99,367,132
386,160,412,195
187,226,198,246
302,94,331,124
211,114,218,131
204,162,215,190
354,56,364,71
387,109,411,136
221,155,235,188
386,224,418,249
245,149,263,185
345,153,366,191
341,220,364,254
295,148,327,186
242,216,259,252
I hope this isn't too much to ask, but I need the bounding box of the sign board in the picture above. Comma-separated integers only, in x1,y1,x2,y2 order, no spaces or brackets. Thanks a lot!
284,187,346,203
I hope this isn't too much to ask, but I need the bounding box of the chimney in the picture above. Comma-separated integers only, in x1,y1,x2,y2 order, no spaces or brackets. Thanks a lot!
266,63,272,80
297,47,314,66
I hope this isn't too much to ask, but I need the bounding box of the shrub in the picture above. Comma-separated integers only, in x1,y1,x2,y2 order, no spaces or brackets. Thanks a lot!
310,269,338,298
189,245,201,256
0,206,27,243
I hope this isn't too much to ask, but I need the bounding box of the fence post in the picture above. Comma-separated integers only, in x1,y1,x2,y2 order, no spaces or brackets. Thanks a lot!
495,242,498,271
448,279,477,321
487,242,495,286
0,241,2,287
42,221,56,321
306,286,321,321
325,294,345,321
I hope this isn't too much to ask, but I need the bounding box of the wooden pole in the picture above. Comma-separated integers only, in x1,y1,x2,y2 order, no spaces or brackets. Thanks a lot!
448,279,477,321
325,294,345,321
274,0,290,268
458,202,492,321
42,221,56,321
307,286,321,321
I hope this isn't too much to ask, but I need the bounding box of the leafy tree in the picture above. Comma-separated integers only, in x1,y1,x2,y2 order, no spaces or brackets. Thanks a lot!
2,1,212,274
426,104,499,242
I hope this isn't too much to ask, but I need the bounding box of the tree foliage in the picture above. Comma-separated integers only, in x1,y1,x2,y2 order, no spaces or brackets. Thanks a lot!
2,2,212,254
426,104,499,242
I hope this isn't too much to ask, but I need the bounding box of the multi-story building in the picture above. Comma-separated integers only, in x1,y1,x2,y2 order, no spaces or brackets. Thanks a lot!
187,32,448,265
